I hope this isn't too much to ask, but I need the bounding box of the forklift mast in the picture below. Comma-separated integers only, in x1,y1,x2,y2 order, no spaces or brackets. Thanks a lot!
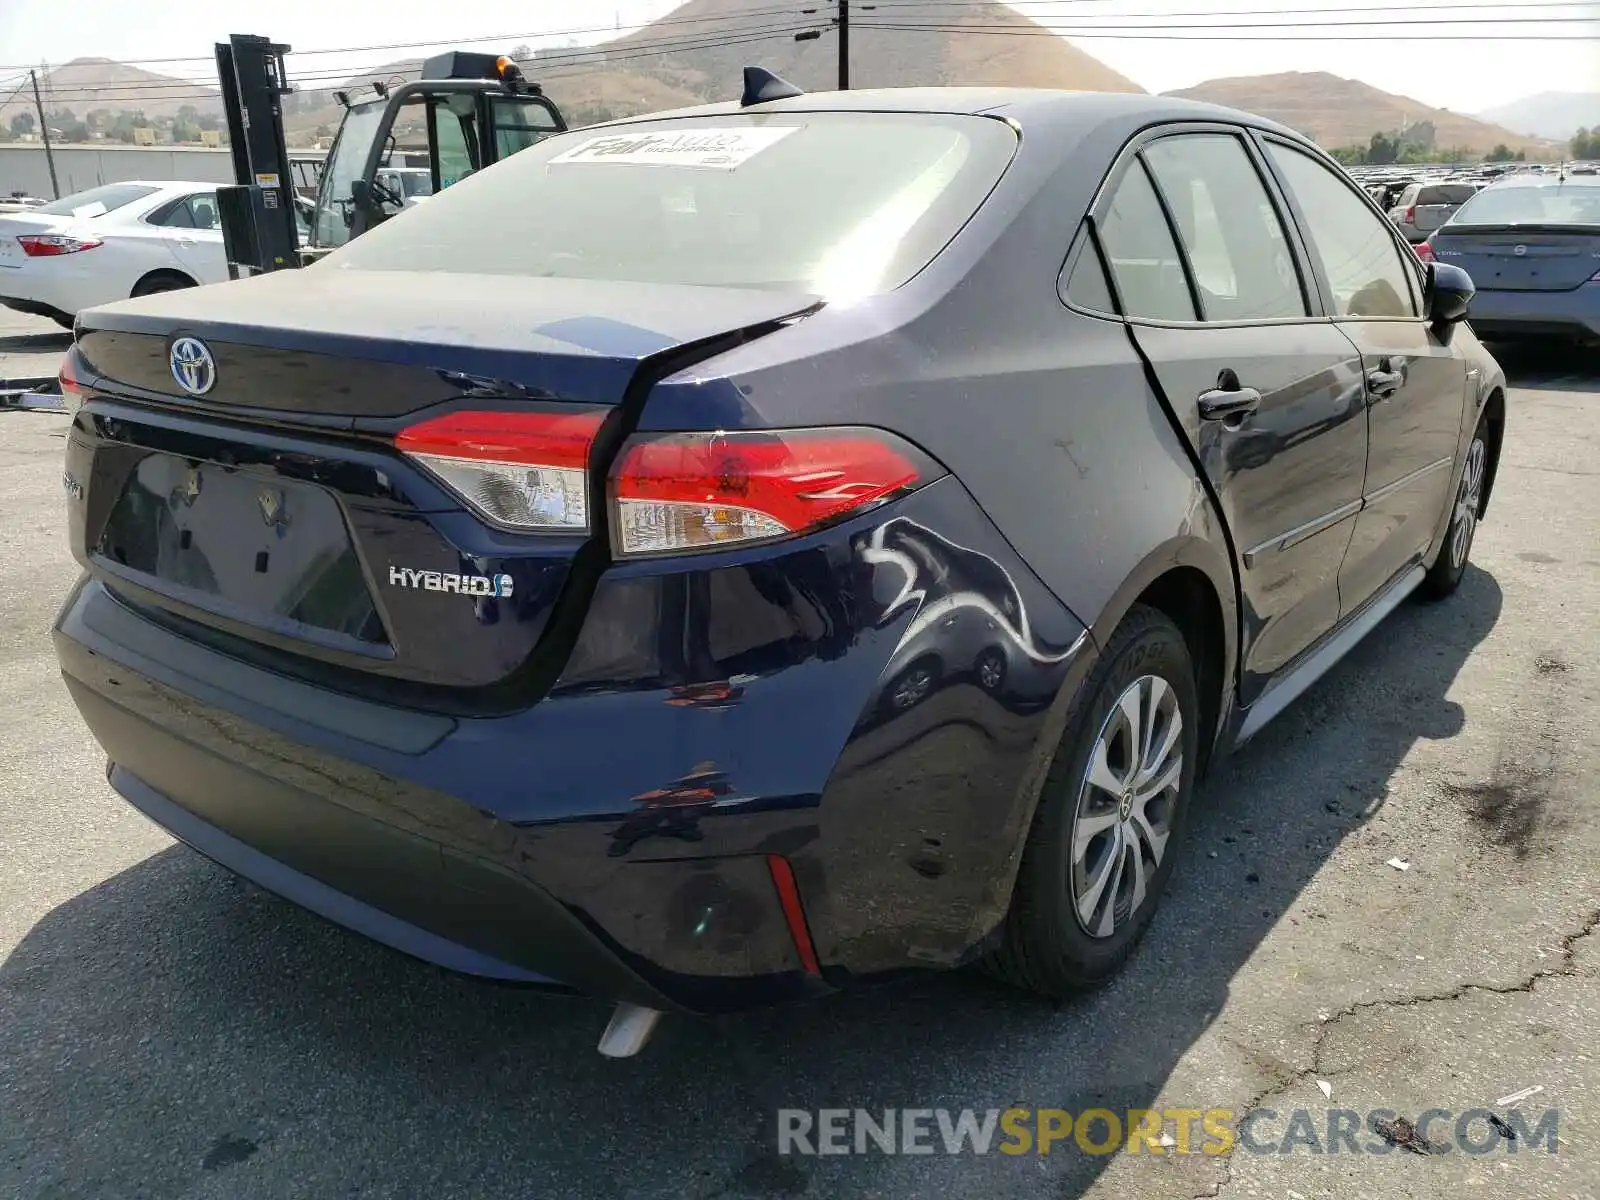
214,35,568,275
215,35,301,276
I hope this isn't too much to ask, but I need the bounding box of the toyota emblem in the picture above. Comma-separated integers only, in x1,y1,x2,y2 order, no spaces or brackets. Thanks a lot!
1513,245,1527,257
169,336,216,396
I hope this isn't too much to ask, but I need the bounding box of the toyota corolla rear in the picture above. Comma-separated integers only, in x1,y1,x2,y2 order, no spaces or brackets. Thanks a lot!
1427,178,1600,343
53,107,1090,1018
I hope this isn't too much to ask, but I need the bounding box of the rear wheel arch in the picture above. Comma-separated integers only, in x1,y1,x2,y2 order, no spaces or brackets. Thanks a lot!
130,269,197,298
1087,539,1237,776
1479,387,1505,518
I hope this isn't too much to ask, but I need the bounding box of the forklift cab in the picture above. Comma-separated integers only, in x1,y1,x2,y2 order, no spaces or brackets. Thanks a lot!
305,53,565,258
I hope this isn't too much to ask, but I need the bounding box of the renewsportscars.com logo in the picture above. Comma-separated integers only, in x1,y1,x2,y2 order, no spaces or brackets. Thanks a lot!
776,1107,1560,1157
387,565,513,599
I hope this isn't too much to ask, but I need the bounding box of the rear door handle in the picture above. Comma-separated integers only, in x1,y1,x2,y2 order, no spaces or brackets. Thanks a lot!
1198,386,1262,422
1367,368,1403,397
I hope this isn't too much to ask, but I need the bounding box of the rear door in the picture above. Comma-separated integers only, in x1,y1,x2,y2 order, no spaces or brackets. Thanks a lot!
163,192,228,284
1260,138,1470,615
1075,127,1369,702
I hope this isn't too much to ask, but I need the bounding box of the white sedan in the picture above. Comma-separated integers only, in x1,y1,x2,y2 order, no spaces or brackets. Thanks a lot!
0,181,238,329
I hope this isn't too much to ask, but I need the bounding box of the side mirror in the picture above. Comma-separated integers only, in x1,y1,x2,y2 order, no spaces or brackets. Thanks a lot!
1427,262,1474,338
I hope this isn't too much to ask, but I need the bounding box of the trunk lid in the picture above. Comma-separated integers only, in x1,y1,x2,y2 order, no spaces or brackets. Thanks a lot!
68,269,816,706
1433,227,1600,293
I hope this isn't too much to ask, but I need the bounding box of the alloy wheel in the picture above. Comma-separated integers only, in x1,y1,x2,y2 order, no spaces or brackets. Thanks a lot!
1070,674,1183,939
1451,437,1487,570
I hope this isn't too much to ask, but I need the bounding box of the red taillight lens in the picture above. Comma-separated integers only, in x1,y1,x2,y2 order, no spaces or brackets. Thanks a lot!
1414,241,1436,263
609,426,935,557
395,408,606,531
17,234,102,257
1403,205,1417,224
58,353,88,410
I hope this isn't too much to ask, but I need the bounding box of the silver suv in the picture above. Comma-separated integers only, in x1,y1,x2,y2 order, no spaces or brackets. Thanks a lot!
1388,181,1481,242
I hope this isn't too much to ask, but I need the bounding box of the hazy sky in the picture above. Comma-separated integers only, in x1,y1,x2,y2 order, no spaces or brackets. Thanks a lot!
1,0,1596,113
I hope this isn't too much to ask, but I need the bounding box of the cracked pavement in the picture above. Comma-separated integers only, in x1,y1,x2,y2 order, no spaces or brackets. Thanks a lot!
2,315,1596,1199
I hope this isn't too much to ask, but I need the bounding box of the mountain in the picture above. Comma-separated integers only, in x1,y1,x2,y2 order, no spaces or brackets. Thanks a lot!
278,1,1142,144
588,0,1144,100
1166,72,1554,157
0,58,221,125
1477,92,1600,143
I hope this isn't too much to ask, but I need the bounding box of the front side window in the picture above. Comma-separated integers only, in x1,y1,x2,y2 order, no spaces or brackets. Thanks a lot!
1096,159,1195,322
1143,134,1307,322
329,113,1020,301
311,99,387,249
1266,142,1418,319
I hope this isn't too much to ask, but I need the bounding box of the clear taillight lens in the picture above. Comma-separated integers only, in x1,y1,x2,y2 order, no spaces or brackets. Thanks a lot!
395,409,606,531
609,427,937,557
17,234,102,257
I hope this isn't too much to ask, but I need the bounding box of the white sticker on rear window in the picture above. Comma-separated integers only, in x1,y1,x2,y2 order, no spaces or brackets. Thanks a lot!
547,126,799,171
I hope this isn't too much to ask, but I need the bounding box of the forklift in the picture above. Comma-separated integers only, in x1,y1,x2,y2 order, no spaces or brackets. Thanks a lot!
214,34,569,274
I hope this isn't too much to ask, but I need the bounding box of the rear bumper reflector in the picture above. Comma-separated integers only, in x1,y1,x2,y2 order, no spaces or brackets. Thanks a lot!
767,853,822,977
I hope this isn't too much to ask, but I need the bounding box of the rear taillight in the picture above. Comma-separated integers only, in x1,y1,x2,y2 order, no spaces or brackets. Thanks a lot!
395,408,606,531
1414,241,1436,263
1403,205,1417,224
16,234,102,257
609,427,936,557
58,352,87,412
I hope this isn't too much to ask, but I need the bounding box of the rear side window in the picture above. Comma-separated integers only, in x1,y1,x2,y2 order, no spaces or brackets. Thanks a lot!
330,113,1019,299
1266,143,1418,319
36,183,159,218
147,197,196,228
1096,159,1195,322
1142,134,1307,322
1061,233,1116,314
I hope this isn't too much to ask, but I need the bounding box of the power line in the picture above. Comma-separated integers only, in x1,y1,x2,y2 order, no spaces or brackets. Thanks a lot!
862,17,1597,37
0,6,809,72
12,16,825,102
19,24,828,106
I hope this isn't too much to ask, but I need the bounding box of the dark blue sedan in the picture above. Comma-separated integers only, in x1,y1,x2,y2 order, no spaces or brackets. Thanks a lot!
53,85,1505,1055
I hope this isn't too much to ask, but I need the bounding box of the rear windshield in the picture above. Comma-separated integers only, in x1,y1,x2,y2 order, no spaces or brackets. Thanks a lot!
329,112,1019,298
35,183,159,218
1451,183,1600,227
1419,184,1478,205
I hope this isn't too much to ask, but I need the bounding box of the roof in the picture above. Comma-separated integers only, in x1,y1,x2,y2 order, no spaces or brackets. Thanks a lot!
589,85,1310,146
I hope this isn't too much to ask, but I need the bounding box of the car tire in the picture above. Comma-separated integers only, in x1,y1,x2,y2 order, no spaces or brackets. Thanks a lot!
985,604,1199,998
130,271,196,299
1420,415,1488,601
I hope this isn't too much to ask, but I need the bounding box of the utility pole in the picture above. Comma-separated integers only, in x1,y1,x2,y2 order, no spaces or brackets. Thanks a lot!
837,0,849,90
29,69,60,200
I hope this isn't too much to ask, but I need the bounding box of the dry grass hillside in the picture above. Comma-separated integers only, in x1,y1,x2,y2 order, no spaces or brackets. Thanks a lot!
277,0,1141,143
587,0,1143,100
0,58,222,125
1167,72,1552,156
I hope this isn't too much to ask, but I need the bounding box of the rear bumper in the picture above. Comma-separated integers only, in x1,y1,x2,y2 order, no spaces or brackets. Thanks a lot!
55,475,1092,1012
1468,283,1600,339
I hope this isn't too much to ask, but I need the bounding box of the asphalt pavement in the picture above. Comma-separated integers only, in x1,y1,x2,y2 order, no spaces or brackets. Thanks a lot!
1,310,1595,1199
